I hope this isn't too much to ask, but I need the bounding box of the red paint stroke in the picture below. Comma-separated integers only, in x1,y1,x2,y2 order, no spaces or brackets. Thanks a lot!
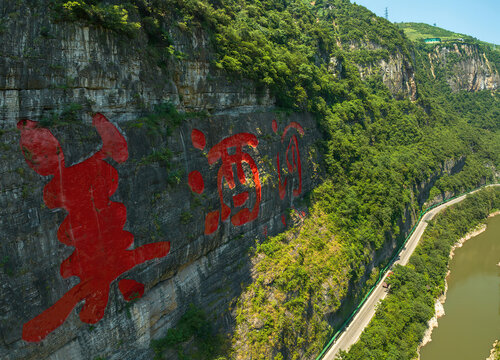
205,210,220,235
286,136,301,196
281,122,305,140
272,119,278,133
191,129,206,150
118,279,145,301
233,191,249,208
281,215,287,227
189,130,261,235
188,170,204,194
275,121,305,200
207,133,261,229
292,206,306,220
277,152,287,200
18,114,170,342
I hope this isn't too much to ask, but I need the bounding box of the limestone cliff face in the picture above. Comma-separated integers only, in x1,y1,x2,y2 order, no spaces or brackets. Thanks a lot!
333,40,499,101
362,52,417,100
427,43,499,92
332,40,418,100
0,12,273,124
0,4,320,360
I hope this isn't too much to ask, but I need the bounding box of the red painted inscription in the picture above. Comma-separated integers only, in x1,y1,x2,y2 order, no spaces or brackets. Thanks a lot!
18,114,170,342
188,130,262,234
273,120,304,200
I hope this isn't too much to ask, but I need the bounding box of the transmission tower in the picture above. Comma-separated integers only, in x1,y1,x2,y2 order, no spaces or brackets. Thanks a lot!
384,7,388,20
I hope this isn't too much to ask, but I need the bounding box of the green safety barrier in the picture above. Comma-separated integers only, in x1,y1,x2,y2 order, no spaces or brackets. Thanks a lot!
315,182,498,360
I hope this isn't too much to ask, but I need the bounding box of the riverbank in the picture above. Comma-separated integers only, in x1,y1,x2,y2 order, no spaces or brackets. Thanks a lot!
488,210,500,218
417,223,488,357
417,210,500,359
487,340,500,360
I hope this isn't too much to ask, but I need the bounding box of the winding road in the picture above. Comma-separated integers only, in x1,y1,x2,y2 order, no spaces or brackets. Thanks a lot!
322,184,499,360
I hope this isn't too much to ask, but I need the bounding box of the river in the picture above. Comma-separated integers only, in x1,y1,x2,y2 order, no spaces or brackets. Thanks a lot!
420,214,500,360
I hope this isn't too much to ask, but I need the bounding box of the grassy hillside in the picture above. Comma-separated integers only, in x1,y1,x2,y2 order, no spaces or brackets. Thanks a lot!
397,22,499,51
397,22,469,42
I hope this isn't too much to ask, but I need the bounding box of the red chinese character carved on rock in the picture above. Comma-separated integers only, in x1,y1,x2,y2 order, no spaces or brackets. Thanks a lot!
188,130,262,235
272,119,305,200
18,114,170,342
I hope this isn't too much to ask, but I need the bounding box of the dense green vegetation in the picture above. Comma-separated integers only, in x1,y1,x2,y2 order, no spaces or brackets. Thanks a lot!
151,304,227,360
51,0,141,36
339,187,500,360
43,1,499,358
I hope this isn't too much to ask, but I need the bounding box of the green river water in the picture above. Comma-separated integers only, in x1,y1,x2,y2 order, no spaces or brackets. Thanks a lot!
420,214,500,360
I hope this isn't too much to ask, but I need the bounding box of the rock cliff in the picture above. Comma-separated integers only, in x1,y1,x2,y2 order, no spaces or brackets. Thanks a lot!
344,41,417,100
426,43,499,92
0,3,320,360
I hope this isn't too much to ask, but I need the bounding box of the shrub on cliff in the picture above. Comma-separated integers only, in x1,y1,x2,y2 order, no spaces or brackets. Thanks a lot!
52,0,141,36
